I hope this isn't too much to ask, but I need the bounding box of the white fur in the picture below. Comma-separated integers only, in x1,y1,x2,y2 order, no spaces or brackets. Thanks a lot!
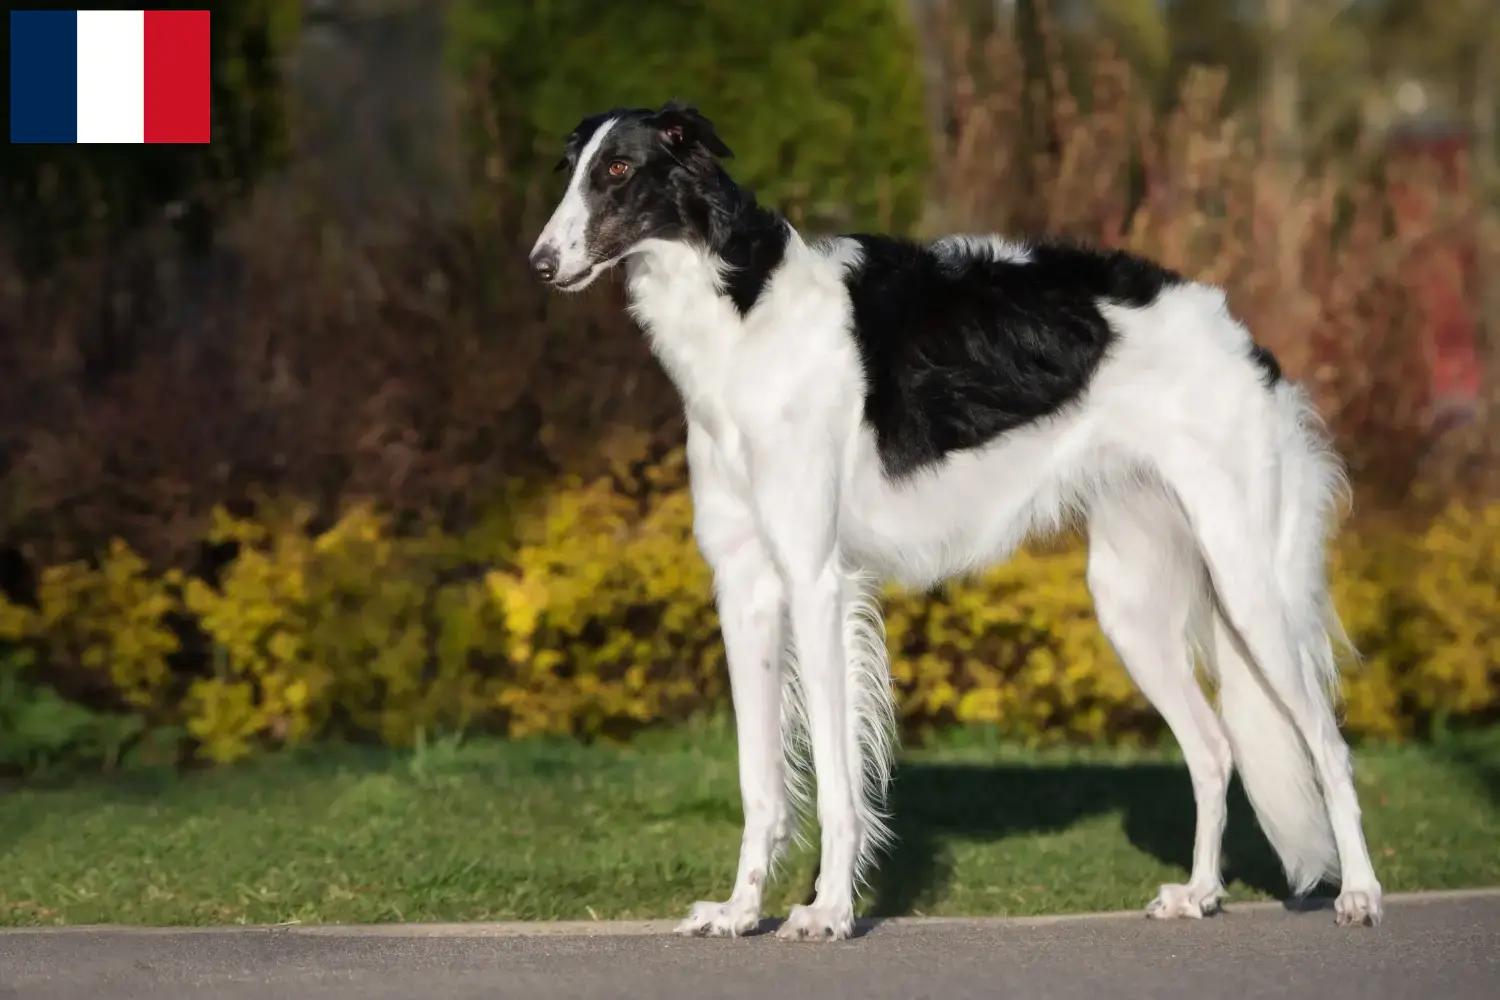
931,233,1033,265
534,118,618,288
531,169,1383,940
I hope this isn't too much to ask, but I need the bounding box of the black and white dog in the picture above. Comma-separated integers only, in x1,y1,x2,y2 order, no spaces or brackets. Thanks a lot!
529,102,1382,940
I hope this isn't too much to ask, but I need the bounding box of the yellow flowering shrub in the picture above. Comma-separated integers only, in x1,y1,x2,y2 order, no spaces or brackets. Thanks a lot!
1325,530,1412,741
487,446,724,738
0,539,180,715
883,542,1150,746
1390,502,1500,718
1323,502,1500,739
179,501,512,762
1,466,1496,764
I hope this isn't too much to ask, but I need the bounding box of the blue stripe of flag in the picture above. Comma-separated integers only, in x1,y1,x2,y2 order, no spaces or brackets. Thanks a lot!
10,10,80,143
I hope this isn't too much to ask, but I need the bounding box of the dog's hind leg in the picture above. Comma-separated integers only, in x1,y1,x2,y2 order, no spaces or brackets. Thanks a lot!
1086,484,1233,919
1160,384,1382,925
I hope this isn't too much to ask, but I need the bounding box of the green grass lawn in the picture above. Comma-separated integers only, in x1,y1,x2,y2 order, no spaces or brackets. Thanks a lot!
2,721,1497,927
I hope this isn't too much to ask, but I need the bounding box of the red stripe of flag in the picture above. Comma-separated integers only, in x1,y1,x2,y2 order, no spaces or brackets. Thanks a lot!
143,10,211,144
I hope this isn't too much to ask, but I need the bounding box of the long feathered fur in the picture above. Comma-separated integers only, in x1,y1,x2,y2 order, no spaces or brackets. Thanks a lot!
777,563,898,893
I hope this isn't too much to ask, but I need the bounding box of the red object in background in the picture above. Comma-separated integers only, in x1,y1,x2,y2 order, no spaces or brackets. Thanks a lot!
1385,119,1483,411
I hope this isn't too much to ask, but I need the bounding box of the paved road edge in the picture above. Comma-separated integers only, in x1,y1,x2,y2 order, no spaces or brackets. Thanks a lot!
4,886,1498,938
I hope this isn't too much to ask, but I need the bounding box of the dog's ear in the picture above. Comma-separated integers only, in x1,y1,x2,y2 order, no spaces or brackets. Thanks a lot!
555,132,581,174
652,102,734,160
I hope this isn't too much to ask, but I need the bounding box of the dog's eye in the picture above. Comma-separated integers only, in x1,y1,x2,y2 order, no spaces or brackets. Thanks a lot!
607,160,630,178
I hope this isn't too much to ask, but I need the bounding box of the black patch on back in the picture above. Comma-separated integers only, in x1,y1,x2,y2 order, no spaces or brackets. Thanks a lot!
1248,342,1282,387
842,237,1186,480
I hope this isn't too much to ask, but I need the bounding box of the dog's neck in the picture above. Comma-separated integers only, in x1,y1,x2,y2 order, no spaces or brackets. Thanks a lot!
622,173,796,406
626,169,792,319
698,169,786,264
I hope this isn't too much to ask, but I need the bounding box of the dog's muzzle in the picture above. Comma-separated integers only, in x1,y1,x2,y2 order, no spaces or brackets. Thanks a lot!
529,246,559,283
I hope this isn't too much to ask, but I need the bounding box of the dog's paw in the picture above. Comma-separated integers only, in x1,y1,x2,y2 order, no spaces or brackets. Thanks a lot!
675,898,762,938
1334,888,1383,928
1145,883,1223,920
775,903,855,942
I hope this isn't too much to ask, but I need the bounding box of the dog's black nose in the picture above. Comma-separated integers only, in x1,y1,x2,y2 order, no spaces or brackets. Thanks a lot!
530,248,559,283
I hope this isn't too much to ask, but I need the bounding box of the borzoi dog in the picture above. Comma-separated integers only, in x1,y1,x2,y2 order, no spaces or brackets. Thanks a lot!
529,101,1383,941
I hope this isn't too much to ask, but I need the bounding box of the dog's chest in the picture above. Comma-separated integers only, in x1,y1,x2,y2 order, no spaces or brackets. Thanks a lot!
627,241,857,408
626,261,745,408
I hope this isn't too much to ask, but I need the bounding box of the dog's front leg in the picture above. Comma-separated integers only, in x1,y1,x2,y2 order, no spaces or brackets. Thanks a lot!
747,438,860,942
676,431,790,938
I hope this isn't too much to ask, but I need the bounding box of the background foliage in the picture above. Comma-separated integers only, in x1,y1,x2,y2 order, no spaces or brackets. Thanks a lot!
2,463,1497,764
0,0,1497,775
448,0,932,233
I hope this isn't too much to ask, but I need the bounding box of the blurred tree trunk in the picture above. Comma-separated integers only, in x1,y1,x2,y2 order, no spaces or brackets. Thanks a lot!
909,0,952,222
285,0,466,243
1263,0,1303,296
1476,41,1498,179
1474,25,1500,482
1014,0,1058,234
1474,28,1498,349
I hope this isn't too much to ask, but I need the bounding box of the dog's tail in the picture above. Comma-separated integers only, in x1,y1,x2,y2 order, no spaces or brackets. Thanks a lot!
1209,379,1349,894
778,565,899,893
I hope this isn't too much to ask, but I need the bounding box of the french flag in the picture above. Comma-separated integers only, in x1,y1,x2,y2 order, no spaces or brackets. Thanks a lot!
9,9,211,144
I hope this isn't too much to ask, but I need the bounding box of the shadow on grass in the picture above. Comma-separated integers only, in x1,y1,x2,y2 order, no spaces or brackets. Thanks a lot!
865,760,1298,918
1432,724,1500,811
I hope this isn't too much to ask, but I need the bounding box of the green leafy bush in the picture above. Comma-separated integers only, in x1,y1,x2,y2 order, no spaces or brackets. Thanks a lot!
450,0,932,232
0,647,144,775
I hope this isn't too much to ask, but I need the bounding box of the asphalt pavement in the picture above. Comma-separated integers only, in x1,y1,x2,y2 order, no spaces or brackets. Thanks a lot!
1,888,1497,1000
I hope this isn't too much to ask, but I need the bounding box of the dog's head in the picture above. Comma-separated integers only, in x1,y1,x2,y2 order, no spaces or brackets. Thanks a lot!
528,101,735,292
